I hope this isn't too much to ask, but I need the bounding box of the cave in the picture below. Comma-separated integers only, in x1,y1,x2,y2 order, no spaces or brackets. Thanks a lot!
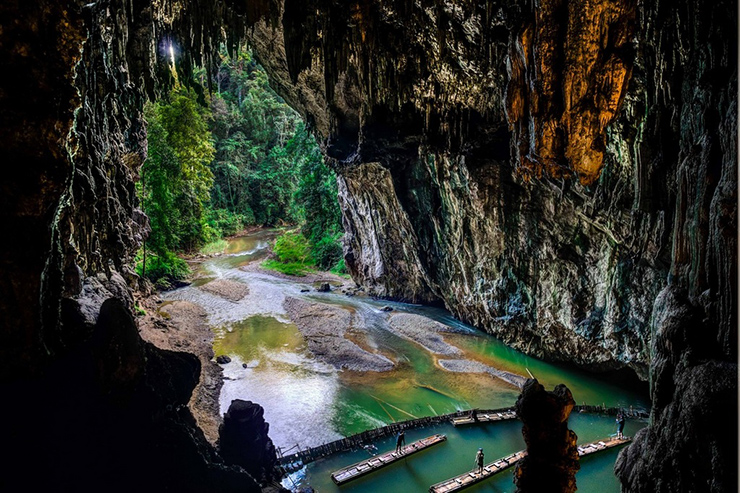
0,0,736,492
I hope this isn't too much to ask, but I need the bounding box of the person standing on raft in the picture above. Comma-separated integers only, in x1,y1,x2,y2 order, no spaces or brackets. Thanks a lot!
616,413,626,439
395,429,406,454
475,448,484,474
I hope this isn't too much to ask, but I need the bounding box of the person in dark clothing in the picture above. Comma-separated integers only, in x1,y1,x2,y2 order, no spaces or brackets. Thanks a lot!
470,408,479,422
475,448,484,474
395,430,406,454
617,414,626,439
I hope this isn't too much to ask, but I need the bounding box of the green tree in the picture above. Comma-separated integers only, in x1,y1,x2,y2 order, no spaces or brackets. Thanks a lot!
138,87,216,284
139,48,347,285
208,50,303,227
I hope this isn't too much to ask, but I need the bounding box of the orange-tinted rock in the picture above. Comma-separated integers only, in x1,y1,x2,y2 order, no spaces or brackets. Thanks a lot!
506,0,636,185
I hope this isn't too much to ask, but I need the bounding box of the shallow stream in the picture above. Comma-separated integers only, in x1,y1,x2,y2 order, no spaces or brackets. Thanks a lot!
162,230,649,492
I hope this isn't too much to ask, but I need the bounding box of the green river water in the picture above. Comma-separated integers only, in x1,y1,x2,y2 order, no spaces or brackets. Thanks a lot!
162,230,649,493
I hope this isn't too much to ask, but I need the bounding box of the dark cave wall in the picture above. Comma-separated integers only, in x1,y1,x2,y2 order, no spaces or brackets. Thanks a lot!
244,0,737,380
0,1,276,490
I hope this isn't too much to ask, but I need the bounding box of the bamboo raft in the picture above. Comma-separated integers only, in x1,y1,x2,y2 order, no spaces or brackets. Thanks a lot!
577,436,632,457
278,405,646,468
451,409,517,426
429,436,632,493
331,434,447,485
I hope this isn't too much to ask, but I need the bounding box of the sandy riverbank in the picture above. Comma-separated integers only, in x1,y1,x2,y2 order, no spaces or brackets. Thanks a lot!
135,232,358,443
199,278,249,302
283,296,395,372
437,359,527,389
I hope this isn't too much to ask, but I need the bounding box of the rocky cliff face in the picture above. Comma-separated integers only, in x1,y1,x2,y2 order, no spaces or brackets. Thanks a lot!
244,0,737,381
0,1,275,490
614,286,737,492
219,399,281,483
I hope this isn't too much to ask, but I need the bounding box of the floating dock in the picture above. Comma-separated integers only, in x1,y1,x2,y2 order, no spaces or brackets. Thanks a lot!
576,436,632,457
331,434,447,485
429,436,631,493
451,410,517,426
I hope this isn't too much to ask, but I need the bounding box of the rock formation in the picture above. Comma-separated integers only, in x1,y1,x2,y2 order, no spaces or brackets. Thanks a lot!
242,0,737,382
240,2,737,489
219,399,281,484
513,379,580,493
0,1,273,490
614,286,738,491
0,298,261,491
0,0,735,491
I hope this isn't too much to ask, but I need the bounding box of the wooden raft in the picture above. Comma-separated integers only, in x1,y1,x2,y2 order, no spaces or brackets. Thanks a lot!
577,436,632,457
451,410,517,427
331,434,447,485
429,436,632,493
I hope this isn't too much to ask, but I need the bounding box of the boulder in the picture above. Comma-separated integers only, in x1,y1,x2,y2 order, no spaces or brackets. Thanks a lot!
218,399,280,483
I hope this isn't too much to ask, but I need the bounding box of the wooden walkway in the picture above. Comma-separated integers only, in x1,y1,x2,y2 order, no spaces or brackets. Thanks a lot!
279,407,516,466
429,436,632,493
278,405,646,468
451,410,517,426
330,434,447,485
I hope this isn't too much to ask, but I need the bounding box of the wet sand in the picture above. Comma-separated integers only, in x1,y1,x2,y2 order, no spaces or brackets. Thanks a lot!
437,359,527,389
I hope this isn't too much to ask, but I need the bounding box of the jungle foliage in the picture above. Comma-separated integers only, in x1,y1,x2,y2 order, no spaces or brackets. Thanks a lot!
137,50,344,286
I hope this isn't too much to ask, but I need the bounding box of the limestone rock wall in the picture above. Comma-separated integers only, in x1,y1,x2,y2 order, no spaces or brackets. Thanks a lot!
219,399,281,483
514,379,579,493
0,0,735,491
242,1,737,490
244,0,736,381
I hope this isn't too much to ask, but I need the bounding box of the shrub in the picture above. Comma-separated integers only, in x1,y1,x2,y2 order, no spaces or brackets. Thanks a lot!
200,222,222,245
312,233,343,270
330,257,347,275
200,239,228,255
136,251,190,286
273,231,311,263
206,208,246,237
261,259,311,276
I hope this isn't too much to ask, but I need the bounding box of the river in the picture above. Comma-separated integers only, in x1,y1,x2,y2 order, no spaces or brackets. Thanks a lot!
162,229,649,492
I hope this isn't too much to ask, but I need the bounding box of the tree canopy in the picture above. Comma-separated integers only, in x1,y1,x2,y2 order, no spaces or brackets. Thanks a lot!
137,49,344,286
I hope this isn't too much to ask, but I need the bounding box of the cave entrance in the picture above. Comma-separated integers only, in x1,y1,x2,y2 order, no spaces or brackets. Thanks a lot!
137,46,345,290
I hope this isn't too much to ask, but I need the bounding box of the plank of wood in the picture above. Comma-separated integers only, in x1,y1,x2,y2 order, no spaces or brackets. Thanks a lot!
429,437,631,493
451,410,517,427
331,434,447,485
